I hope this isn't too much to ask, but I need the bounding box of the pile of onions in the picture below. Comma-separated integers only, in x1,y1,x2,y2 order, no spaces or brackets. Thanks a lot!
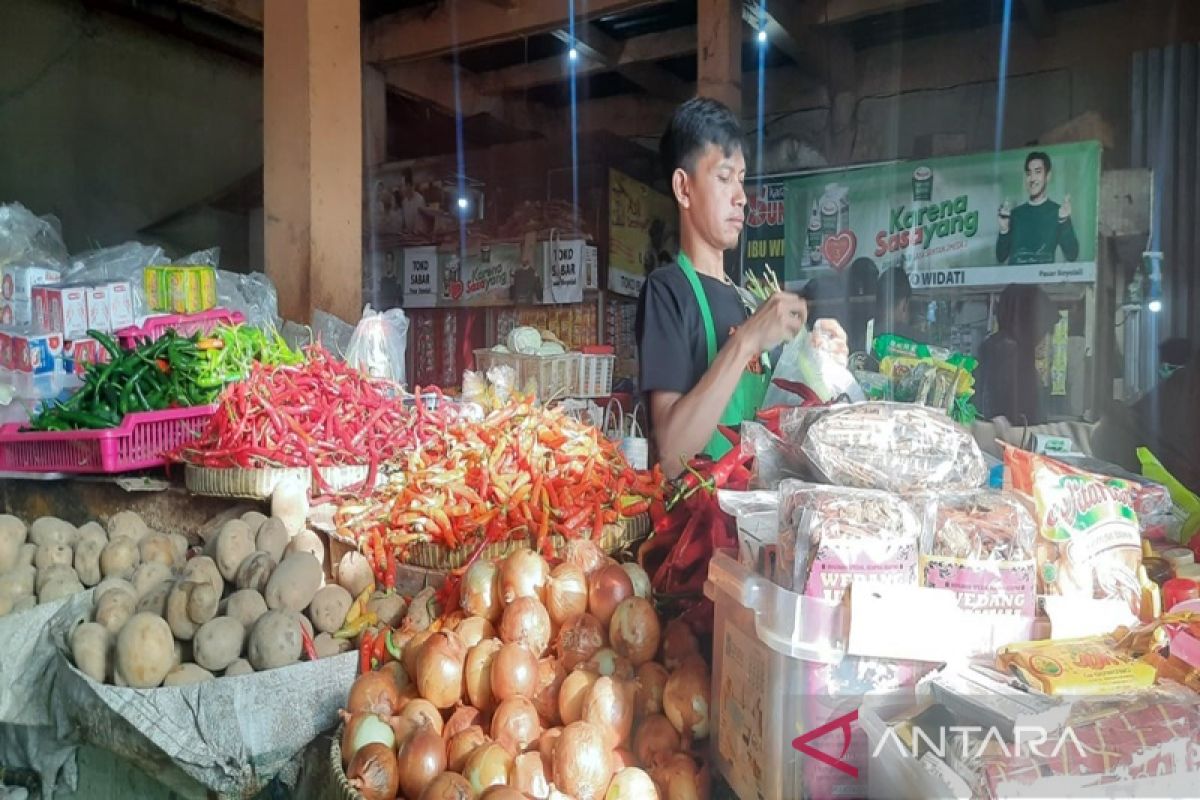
340,545,713,800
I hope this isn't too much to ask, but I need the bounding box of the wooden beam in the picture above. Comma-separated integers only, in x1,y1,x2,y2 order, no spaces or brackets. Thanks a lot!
552,24,691,101
806,0,939,25
179,0,263,29
1021,0,1056,38
366,0,664,64
698,0,742,110
742,0,828,77
364,65,389,167
551,26,622,65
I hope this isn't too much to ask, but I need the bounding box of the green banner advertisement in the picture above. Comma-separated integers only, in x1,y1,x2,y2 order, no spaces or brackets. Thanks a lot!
782,142,1101,289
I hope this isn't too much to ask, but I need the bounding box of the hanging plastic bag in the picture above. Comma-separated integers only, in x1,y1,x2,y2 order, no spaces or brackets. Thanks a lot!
0,203,68,269
346,305,410,385
762,319,863,408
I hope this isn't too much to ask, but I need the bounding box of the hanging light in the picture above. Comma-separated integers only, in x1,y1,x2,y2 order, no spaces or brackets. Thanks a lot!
757,29,768,44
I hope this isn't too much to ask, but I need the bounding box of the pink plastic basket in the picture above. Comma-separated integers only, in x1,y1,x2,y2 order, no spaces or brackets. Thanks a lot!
0,405,216,474
116,309,245,349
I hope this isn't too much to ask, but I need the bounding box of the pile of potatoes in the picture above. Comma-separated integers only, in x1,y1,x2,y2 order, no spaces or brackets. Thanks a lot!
69,510,360,689
0,511,187,619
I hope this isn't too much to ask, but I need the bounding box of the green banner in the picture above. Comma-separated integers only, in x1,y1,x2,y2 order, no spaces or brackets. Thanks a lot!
782,142,1101,289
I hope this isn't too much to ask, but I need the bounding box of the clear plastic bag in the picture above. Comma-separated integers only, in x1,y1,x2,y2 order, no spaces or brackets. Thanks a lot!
216,271,279,329
311,309,354,357
763,320,863,407
0,203,68,269
346,305,409,385
64,242,165,320
717,489,780,581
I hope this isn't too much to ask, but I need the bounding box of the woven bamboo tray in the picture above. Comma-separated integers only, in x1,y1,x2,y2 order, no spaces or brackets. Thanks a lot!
185,463,373,499
327,725,362,800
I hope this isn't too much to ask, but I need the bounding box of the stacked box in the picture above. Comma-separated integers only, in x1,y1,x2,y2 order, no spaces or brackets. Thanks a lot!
144,265,217,313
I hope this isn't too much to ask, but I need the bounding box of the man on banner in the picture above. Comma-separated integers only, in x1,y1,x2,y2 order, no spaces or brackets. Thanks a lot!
996,151,1080,265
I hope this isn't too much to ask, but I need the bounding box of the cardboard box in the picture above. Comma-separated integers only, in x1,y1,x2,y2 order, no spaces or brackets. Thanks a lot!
63,338,109,376
0,330,14,370
106,280,135,329
44,286,89,339
0,298,33,328
31,286,50,331
2,265,62,301
12,333,63,374
86,285,111,332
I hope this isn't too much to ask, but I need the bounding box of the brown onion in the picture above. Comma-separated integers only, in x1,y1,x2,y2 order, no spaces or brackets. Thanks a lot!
447,726,489,773
663,656,710,741
420,771,474,800
500,548,550,604
347,742,399,800
564,539,607,576
557,669,598,725
397,724,447,800
620,563,652,599
608,597,661,666
555,613,607,671
492,641,539,702
660,620,700,671
462,558,502,622
346,670,404,718
393,697,444,741
481,788,527,800
465,638,503,712
581,648,635,680
340,711,396,767
587,564,634,627
379,659,414,695
415,631,467,709
606,767,659,800
513,750,551,798
538,725,563,766
456,615,497,648
634,713,681,768
443,705,482,742
532,657,567,726
546,563,589,625
651,753,706,800
499,596,553,657
463,742,514,794
553,721,613,800
491,696,543,755
404,629,435,679
636,662,670,718
582,676,634,750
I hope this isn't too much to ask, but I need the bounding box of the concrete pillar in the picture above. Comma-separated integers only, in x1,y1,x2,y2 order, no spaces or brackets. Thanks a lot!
363,65,388,168
263,0,363,324
698,0,742,112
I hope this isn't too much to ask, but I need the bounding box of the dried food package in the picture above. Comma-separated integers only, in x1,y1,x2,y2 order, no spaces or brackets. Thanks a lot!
801,402,987,492
918,490,1038,618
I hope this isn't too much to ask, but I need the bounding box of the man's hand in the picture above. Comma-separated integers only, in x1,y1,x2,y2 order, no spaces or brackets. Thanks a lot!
738,291,808,354
1059,194,1072,221
998,200,1012,234
812,318,850,366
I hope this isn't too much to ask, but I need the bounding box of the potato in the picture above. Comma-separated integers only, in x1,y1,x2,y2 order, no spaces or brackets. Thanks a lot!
224,658,254,677
224,589,269,630
34,543,73,572
255,517,289,562
241,511,269,533
163,663,215,687
107,511,149,543
291,610,314,641
0,565,36,602
336,551,373,598
74,536,105,587
367,593,407,628
166,581,218,640
139,534,177,568
18,543,37,569
39,574,83,604
30,517,75,547
95,576,136,604
214,520,255,583
284,529,324,567
100,538,140,580
169,533,190,562
0,515,25,573
308,585,352,634
181,556,224,598
264,552,322,612
36,564,74,595
132,562,174,598
95,587,136,633
71,622,112,683
136,580,174,617
115,613,175,688
271,477,308,535
0,594,11,618
235,551,276,594
313,632,351,659
248,609,303,671
77,521,108,544
13,596,35,613
194,616,246,672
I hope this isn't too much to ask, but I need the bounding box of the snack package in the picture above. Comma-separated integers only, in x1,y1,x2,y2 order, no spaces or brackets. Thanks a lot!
1005,447,1143,613
801,402,987,493
918,490,1038,618
996,636,1157,695
873,334,979,423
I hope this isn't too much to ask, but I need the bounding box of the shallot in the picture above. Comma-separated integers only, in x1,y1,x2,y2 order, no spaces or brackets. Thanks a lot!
558,669,599,725
462,559,502,622
634,714,681,768
555,613,606,671
583,676,635,750
415,631,467,709
420,771,474,800
587,564,634,627
606,767,659,799
608,597,661,666
456,615,497,648
491,695,543,754
500,549,549,604
499,595,553,657
546,563,589,626
465,638,503,712
346,670,403,718
446,726,489,773
491,641,539,702
663,656,710,741
397,725,447,800
635,662,670,718
463,742,514,795
553,721,613,800
347,742,400,800
340,711,395,767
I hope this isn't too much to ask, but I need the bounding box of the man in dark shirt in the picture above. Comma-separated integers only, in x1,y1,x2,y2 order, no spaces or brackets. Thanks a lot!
636,98,808,473
996,151,1079,265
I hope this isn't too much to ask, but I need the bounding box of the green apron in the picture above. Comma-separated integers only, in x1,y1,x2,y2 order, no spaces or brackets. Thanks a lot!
677,254,770,459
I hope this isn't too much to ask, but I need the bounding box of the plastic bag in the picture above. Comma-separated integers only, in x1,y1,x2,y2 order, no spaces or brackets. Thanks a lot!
717,489,780,581
64,242,165,320
763,320,862,407
0,203,67,269
216,270,279,329
174,247,220,268
346,305,409,385
311,309,354,357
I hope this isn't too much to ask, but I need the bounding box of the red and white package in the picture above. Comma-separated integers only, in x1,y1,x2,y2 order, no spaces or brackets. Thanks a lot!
43,286,89,339
106,280,135,329
86,285,111,332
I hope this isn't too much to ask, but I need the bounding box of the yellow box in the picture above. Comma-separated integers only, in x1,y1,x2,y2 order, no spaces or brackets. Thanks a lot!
144,266,168,311
996,636,1157,696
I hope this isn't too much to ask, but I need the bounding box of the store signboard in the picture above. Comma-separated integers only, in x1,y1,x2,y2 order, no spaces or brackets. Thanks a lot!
608,169,678,298
743,181,787,280
542,238,585,305
403,246,439,308
440,243,520,307
782,142,1101,288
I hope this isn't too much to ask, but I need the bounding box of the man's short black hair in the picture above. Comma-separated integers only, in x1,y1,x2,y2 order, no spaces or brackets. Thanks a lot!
659,97,745,182
1025,151,1052,172
875,267,912,315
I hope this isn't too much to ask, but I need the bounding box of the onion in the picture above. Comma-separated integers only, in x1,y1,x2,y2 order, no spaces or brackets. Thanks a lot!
447,725,489,773
347,742,400,800
553,721,613,800
611,749,637,772
581,648,634,680
538,726,563,766
462,558,503,622
480,787,527,800
605,767,658,800
532,657,567,726
582,676,634,750
456,615,497,648
499,596,553,657
404,629,435,679
634,714,681,768
419,771,474,800
555,613,607,671
620,563,652,600
651,753,706,800
392,697,444,741
564,539,606,576
463,742,514,794
397,724,447,800
415,631,467,709
491,641,539,702
660,620,700,671
663,656,710,741
587,564,634,627
379,659,415,696
499,548,550,604
636,662,670,718
340,711,395,767
443,705,482,742
546,563,589,625
557,669,598,725
465,638,503,712
346,670,404,718
513,751,551,798
491,696,543,754
608,597,661,666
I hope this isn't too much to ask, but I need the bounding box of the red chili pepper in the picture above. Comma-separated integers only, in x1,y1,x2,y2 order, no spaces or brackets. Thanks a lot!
359,629,375,674
771,378,824,406
300,621,318,662
717,424,741,446
592,500,604,541
372,627,390,667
